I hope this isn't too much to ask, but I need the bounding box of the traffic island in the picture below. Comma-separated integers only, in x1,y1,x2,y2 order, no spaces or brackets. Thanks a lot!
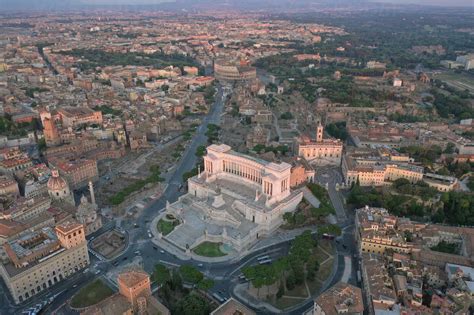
70,279,114,309
237,234,336,312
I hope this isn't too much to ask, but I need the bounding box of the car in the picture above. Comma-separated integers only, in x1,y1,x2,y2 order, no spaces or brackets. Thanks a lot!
113,261,119,266
83,268,89,273
153,246,158,250
197,263,203,267
134,250,141,255
73,284,78,288
148,233,153,238
160,250,165,254
95,270,101,275
123,256,128,261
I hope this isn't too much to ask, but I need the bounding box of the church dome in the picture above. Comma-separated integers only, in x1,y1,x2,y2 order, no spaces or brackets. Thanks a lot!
47,169,68,192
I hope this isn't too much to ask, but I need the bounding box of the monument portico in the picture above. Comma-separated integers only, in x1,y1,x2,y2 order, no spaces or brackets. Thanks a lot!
202,144,291,206
158,144,303,257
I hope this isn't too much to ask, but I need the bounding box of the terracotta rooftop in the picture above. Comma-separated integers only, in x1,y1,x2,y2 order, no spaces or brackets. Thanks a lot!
314,282,364,315
117,269,149,288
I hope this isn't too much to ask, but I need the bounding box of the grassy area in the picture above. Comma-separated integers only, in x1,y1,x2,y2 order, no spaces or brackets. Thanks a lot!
430,240,459,255
108,165,164,205
157,219,178,235
316,257,334,283
273,296,305,310
307,278,323,295
192,242,226,257
436,72,474,93
70,279,114,308
284,283,308,298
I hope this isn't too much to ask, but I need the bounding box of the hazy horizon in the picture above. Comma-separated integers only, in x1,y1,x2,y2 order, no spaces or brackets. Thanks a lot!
1,0,473,10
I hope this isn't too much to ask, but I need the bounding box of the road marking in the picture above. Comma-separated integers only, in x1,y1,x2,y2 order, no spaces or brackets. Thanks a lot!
159,260,180,267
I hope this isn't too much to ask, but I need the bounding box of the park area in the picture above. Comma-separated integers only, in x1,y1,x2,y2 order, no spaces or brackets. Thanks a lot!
242,232,336,311
157,215,180,235
70,279,114,308
272,239,335,310
435,72,474,94
192,241,227,257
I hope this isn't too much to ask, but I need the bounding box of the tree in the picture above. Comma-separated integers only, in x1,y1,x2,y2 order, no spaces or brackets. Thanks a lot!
37,138,46,152
174,293,210,315
280,111,294,119
283,212,295,225
276,281,285,298
286,272,296,290
179,265,204,285
195,145,206,157
170,270,183,291
197,278,214,290
153,264,171,287
444,142,456,154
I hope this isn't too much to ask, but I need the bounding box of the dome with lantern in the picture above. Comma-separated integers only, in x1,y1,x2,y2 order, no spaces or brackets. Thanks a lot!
47,169,72,202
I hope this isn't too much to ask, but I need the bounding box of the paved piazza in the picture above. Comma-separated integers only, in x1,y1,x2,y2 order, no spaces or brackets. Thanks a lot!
159,144,303,255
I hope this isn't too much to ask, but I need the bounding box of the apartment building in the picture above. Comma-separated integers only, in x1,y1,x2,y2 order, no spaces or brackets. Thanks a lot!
0,222,89,304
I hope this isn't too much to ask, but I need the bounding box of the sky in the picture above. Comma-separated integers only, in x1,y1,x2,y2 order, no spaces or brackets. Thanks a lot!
82,0,473,6
1,0,473,10
370,0,473,7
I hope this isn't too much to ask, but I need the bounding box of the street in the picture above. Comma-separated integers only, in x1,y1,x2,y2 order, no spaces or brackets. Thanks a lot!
1,85,358,315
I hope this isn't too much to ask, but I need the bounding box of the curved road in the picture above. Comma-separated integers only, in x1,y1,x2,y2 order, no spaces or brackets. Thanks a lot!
2,85,356,315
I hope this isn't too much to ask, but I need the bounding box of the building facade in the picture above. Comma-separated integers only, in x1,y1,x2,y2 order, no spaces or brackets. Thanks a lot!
342,148,423,186
162,144,303,254
0,222,89,304
50,158,98,189
296,123,343,165
214,59,257,82
202,144,292,207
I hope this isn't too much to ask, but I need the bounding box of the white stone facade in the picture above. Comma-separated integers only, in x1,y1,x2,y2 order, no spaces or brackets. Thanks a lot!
162,144,303,255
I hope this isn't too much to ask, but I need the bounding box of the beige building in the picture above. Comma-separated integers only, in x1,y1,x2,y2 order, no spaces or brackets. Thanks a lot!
0,222,89,304
423,173,458,192
356,207,413,255
0,175,19,196
342,148,423,186
296,123,343,165
0,196,51,222
57,107,103,128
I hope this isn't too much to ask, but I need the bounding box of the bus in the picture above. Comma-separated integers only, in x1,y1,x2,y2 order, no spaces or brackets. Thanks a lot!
259,259,272,265
212,292,225,303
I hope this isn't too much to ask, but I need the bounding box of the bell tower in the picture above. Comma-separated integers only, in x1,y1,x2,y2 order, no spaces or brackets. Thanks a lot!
316,122,324,143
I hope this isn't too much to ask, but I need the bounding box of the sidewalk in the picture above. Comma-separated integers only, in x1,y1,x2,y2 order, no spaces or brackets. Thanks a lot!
233,283,282,314
150,212,318,264
302,186,321,208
